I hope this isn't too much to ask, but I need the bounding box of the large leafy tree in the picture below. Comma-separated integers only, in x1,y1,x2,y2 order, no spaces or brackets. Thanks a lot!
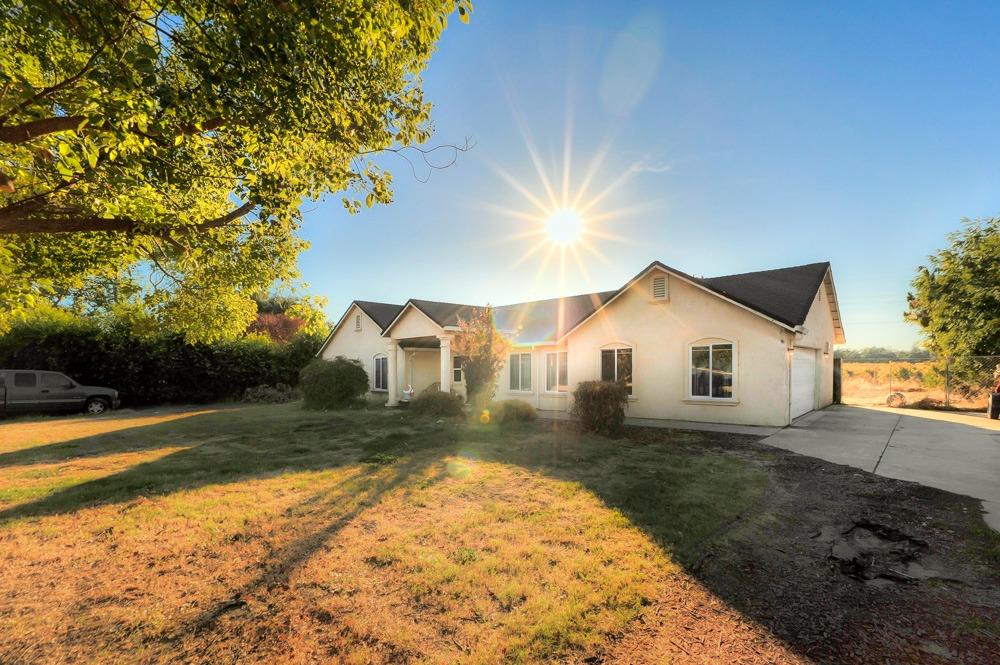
0,0,470,340
906,217,1000,356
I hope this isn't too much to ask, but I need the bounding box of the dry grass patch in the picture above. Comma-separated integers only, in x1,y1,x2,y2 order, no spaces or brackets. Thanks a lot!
0,404,795,663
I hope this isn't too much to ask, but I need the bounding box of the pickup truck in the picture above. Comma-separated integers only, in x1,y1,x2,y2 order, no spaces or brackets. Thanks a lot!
0,370,120,416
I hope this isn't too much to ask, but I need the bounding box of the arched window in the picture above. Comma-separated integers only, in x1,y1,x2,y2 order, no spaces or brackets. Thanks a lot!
688,339,737,400
372,353,388,391
599,343,633,395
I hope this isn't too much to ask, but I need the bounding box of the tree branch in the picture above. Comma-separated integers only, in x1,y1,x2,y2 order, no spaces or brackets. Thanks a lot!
0,201,255,235
0,115,225,145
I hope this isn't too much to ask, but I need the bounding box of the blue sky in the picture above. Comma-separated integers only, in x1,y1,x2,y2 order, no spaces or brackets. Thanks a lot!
297,1,1000,350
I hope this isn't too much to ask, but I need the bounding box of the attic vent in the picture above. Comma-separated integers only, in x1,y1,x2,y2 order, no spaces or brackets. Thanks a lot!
651,275,668,300
355,314,362,331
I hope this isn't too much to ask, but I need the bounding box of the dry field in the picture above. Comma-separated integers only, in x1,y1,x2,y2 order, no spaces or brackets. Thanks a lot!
0,404,998,663
841,360,995,409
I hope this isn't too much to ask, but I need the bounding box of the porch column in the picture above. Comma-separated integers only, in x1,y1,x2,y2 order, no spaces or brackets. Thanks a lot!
438,335,452,394
386,338,399,406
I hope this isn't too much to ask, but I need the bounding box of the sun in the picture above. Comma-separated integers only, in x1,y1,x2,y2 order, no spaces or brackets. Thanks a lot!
545,207,583,246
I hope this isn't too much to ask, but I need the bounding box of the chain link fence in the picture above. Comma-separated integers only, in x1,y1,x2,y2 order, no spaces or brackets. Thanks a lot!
840,356,1000,410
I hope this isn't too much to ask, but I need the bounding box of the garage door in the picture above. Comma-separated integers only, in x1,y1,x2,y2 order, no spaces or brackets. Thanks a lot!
790,348,817,420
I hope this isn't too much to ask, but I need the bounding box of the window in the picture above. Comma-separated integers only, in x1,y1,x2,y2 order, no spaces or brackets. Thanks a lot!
355,314,362,331
651,274,667,300
545,351,568,392
452,355,463,383
508,353,532,392
41,373,72,388
373,354,388,391
690,343,734,399
600,347,633,395
13,372,36,388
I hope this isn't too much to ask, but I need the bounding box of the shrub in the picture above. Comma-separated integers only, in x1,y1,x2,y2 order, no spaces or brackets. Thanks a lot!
0,318,320,406
242,383,298,404
571,380,629,435
300,357,369,410
490,399,536,426
409,389,464,417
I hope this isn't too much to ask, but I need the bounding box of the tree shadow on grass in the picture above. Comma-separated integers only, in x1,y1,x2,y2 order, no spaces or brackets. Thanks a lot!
0,406,458,523
2,409,996,663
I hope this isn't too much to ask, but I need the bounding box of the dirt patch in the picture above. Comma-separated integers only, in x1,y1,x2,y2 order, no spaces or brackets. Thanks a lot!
666,432,1000,664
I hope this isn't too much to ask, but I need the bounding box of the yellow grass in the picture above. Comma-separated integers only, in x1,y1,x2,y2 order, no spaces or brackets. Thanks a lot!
0,404,799,663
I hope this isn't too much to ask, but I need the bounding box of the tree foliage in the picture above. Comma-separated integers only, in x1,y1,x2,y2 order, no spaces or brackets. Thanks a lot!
452,305,509,406
0,0,470,341
906,217,1000,356
0,313,324,405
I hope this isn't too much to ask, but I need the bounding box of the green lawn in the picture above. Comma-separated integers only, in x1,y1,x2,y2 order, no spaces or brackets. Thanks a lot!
0,403,777,663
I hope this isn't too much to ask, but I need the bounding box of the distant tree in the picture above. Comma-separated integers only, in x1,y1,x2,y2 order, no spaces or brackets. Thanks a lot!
0,0,471,341
247,313,304,344
906,217,1000,356
452,306,509,406
835,346,932,361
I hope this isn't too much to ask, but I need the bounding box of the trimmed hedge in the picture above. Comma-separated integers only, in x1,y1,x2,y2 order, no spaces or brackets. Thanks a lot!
571,380,629,435
490,399,536,426
410,390,464,417
299,357,369,410
0,318,323,406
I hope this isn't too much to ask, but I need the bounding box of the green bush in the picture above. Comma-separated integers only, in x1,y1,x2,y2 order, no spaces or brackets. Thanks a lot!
0,318,324,406
409,389,464,417
490,399,536,426
299,357,369,410
571,380,629,435
241,383,298,404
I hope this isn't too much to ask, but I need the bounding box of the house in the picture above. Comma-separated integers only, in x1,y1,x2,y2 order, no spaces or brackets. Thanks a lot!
317,261,845,427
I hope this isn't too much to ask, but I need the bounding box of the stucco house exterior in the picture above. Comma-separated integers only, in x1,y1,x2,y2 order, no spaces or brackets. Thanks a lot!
317,261,845,427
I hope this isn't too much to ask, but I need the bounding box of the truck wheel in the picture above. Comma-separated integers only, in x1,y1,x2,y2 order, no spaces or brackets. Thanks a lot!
85,398,109,415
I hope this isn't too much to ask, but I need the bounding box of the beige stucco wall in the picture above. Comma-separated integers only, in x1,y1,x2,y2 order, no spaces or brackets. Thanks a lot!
560,270,795,426
319,304,402,395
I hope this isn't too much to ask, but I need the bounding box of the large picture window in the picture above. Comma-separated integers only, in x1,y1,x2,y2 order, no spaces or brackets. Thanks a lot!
373,354,388,391
509,353,532,392
600,347,633,395
690,343,733,399
545,351,568,393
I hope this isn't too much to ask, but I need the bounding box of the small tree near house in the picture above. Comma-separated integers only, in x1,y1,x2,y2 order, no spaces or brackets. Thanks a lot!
452,306,510,408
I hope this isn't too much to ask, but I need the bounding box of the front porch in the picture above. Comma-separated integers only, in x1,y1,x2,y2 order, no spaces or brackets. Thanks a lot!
386,334,464,406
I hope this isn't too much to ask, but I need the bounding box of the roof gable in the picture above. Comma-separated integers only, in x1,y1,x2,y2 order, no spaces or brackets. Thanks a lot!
699,262,830,328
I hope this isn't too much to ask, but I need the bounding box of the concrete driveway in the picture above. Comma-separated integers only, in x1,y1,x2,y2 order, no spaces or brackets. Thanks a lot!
762,405,1000,530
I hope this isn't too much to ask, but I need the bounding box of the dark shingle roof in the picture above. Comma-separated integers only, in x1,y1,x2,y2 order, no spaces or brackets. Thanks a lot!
354,300,405,332
409,299,483,328
494,291,619,344
697,262,830,328
353,261,833,343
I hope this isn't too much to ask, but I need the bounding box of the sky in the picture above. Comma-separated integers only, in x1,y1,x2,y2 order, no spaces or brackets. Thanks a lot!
296,1,1000,350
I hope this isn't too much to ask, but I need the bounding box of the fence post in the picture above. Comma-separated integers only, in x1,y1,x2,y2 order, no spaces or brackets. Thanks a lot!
945,357,951,407
889,360,893,394
833,357,842,404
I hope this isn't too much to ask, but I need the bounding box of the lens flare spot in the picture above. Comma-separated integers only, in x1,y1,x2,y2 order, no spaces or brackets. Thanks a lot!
545,208,583,246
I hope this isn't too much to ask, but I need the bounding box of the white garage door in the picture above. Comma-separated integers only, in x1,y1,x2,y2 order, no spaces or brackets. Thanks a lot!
790,348,817,420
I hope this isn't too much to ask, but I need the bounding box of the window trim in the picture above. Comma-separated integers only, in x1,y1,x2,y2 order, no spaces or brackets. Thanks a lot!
372,353,388,392
598,342,635,397
452,355,463,384
543,350,569,394
354,313,362,332
686,338,738,402
508,351,533,393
